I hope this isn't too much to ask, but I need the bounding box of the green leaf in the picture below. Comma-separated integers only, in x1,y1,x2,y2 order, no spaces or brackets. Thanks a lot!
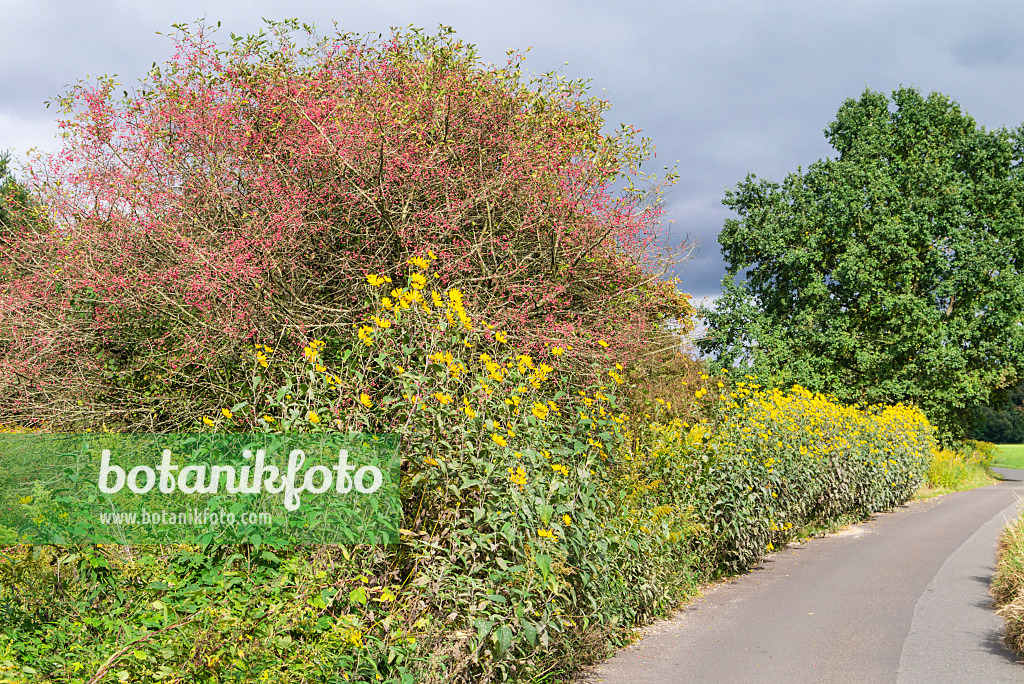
535,554,552,581
349,586,367,605
493,625,514,655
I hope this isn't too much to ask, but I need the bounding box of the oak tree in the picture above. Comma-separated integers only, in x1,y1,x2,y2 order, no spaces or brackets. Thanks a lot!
699,87,1024,439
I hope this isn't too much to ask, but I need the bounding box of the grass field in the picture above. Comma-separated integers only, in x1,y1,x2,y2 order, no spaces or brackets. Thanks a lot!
994,444,1024,469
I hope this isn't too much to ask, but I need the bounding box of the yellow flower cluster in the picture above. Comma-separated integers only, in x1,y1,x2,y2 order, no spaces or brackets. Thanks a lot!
480,353,505,382
366,273,392,287
357,325,374,346
253,343,273,368
446,289,472,331
304,339,326,362
429,351,468,377
507,465,527,489
382,287,428,315
652,382,934,505
641,381,936,565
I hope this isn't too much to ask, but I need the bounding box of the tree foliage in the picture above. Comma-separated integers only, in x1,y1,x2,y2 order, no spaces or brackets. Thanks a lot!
970,381,1024,443
699,87,1024,439
0,150,33,246
0,21,692,430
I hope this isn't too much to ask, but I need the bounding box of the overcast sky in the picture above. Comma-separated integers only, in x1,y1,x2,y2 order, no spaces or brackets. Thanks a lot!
3,0,1024,303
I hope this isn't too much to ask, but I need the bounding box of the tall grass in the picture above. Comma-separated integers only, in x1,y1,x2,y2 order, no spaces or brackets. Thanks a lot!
992,515,1024,656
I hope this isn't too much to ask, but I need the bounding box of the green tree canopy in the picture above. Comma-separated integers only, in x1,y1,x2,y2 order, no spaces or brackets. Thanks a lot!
969,382,1024,444
0,150,32,231
699,87,1024,439
0,150,36,286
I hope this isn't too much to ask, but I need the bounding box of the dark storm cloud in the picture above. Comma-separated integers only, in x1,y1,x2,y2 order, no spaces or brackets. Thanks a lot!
3,0,1024,303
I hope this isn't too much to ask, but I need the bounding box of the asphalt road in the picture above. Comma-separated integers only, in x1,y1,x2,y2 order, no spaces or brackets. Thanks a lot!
583,471,1024,684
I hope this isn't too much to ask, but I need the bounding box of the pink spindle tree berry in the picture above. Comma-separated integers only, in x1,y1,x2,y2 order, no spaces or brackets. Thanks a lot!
0,20,693,430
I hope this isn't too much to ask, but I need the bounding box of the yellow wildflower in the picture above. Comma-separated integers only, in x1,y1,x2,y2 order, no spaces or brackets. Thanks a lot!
507,465,526,488
357,326,374,346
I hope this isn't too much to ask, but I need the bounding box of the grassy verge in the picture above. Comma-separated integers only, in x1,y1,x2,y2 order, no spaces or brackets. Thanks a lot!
994,444,1024,470
991,515,1024,656
913,441,999,500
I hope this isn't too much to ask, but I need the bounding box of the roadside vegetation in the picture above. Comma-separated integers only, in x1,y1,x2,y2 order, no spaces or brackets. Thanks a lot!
0,283,938,682
989,443,1024,655
913,441,998,500
992,515,1024,657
